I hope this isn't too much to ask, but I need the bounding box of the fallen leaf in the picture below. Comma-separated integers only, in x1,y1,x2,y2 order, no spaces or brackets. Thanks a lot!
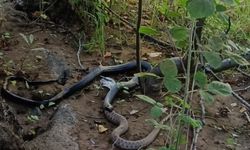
48,102,55,107
231,133,238,137
230,103,237,107
36,55,43,60
148,52,162,58
38,90,44,94
40,104,45,110
130,110,139,115
98,125,108,133
11,80,16,86
240,107,246,113
25,81,30,89
104,52,112,58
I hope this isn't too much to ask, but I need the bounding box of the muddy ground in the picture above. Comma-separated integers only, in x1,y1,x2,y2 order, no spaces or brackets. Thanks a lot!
0,1,250,150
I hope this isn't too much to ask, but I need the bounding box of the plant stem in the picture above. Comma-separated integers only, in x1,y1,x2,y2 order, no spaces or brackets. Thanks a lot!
136,0,142,72
175,21,196,150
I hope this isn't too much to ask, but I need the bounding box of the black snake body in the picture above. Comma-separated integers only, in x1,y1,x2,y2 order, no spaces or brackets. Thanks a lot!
1,61,152,106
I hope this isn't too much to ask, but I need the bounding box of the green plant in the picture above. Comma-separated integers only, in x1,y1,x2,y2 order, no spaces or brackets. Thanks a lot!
68,0,109,55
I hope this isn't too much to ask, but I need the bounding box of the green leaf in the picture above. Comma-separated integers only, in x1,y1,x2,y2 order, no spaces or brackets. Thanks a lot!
225,51,250,66
222,0,235,5
208,36,224,51
158,147,169,150
163,77,182,93
216,4,227,12
207,81,232,96
194,71,207,89
179,114,202,128
187,0,216,19
157,1,168,14
160,59,178,77
203,51,222,69
150,105,163,118
139,26,158,36
170,26,188,41
199,90,214,103
156,102,164,108
136,95,156,105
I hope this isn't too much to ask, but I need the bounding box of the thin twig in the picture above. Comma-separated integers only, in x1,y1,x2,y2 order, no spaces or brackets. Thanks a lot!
206,68,250,111
199,97,206,125
190,112,203,150
244,111,250,123
77,36,85,69
191,127,202,150
237,68,250,78
234,85,250,92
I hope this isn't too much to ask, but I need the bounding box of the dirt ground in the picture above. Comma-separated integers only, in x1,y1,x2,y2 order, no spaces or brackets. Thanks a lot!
0,1,250,150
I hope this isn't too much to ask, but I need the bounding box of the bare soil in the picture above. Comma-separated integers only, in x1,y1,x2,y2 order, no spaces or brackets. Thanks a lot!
0,1,249,150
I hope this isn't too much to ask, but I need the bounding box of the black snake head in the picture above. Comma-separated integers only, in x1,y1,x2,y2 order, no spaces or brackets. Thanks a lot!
100,76,116,90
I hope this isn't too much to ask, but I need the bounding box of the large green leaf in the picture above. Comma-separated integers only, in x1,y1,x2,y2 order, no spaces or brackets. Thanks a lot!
160,59,178,77
163,77,182,93
139,26,158,36
216,4,227,12
207,81,232,96
208,36,224,51
199,90,214,103
170,26,188,41
203,51,222,69
195,71,207,89
187,0,216,19
150,105,163,118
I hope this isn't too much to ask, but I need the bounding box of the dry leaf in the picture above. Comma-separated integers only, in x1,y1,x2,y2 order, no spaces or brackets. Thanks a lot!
98,125,108,133
11,80,16,86
230,103,237,107
240,107,246,113
104,52,112,58
130,110,139,115
148,52,162,58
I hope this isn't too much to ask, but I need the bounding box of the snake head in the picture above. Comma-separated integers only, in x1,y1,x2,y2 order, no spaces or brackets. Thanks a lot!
100,76,116,89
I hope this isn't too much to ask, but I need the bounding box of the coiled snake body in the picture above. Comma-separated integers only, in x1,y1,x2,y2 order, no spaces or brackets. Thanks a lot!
101,77,163,149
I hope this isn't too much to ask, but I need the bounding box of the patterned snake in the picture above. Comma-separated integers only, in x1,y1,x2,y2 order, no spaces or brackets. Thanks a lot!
101,77,168,149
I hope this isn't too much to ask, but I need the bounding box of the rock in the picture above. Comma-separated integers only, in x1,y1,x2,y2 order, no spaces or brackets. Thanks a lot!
24,104,79,150
0,99,24,150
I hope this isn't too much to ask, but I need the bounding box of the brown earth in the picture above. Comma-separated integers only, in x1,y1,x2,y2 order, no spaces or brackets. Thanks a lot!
0,1,249,150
